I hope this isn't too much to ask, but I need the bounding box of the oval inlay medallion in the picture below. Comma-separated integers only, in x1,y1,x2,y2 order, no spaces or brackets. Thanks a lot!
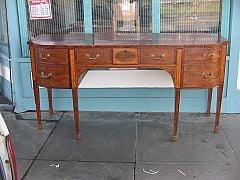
115,50,136,62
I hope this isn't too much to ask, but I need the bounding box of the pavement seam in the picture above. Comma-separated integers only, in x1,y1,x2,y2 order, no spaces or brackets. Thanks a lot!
220,124,240,164
134,161,235,165
15,111,65,122
133,115,138,180
21,112,65,179
26,159,135,164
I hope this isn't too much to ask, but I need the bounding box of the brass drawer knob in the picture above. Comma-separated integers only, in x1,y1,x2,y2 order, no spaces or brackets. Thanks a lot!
202,72,213,79
151,54,165,60
85,54,100,60
203,53,217,59
40,53,51,60
41,72,53,78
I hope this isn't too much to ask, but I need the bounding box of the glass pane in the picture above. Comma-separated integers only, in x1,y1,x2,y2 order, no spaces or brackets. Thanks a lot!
27,0,84,37
26,0,222,36
0,0,8,46
160,0,221,33
92,0,152,33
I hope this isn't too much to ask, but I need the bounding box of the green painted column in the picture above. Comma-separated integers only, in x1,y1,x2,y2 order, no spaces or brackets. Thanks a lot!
83,0,93,33
16,0,29,57
152,0,161,33
221,0,231,39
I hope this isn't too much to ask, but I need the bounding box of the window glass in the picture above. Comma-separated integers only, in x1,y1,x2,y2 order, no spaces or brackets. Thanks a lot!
160,0,221,33
27,0,84,37
26,0,222,36
0,0,8,46
92,0,152,33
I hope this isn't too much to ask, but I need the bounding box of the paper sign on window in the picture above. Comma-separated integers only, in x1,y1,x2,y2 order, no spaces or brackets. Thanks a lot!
28,0,52,20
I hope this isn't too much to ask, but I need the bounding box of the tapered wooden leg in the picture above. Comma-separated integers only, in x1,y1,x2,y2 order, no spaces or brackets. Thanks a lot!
173,88,181,142
214,85,224,133
72,88,80,140
33,81,43,130
47,88,54,115
207,88,213,116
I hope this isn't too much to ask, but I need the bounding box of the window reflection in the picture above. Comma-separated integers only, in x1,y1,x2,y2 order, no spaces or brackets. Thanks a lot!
160,0,221,33
92,0,152,33
0,0,8,46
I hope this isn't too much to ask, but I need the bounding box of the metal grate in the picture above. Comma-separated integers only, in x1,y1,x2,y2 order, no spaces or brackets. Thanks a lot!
26,0,221,37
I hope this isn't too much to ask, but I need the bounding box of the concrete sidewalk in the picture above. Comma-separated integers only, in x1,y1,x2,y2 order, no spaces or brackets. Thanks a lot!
2,111,240,180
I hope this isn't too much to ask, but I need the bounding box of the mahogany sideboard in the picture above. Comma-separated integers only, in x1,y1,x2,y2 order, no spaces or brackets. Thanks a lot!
29,33,228,141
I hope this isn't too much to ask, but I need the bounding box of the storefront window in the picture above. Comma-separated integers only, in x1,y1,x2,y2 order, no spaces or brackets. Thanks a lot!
0,0,8,46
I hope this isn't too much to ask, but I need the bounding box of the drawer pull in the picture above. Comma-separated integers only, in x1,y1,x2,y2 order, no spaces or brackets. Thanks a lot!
203,53,217,59
202,72,213,79
41,72,53,78
85,54,100,60
40,53,51,60
151,54,165,60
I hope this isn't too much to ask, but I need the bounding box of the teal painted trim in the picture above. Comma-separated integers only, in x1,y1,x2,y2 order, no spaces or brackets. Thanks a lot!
221,0,231,39
23,88,211,99
0,44,9,55
83,0,93,33
14,105,28,113
16,0,29,57
0,53,10,67
6,0,25,112
223,59,229,97
16,96,229,113
225,99,240,113
0,78,12,101
18,57,30,63
152,0,160,33
0,58,10,68
226,0,240,99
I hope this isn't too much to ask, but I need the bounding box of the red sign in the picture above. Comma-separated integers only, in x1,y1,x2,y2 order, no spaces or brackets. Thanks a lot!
28,0,52,20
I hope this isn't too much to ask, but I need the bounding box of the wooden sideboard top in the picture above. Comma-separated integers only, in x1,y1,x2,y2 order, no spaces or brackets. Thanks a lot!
29,33,228,47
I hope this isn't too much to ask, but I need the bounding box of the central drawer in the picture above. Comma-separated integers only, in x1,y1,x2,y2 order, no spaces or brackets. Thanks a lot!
36,64,70,88
76,48,111,65
140,48,176,65
113,48,138,65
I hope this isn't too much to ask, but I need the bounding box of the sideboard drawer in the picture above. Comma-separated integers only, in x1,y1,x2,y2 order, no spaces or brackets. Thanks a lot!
36,48,69,64
76,48,111,65
113,48,138,65
140,49,176,65
183,63,220,88
184,47,221,65
36,64,70,88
